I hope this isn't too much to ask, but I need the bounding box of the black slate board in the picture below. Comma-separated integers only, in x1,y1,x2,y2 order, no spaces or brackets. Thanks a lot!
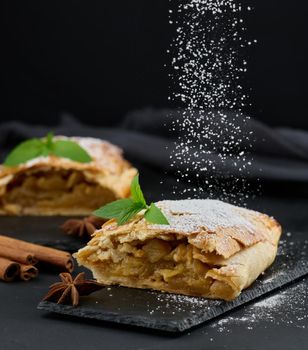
37,237,308,332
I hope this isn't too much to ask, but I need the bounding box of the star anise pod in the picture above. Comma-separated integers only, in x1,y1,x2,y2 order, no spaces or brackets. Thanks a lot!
43,272,104,307
60,216,105,239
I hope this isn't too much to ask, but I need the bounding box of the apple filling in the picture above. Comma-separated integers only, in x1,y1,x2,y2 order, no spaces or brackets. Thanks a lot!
1,169,117,215
81,237,236,299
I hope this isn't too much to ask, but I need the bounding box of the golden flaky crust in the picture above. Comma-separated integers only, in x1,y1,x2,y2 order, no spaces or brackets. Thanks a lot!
0,136,137,215
75,199,282,301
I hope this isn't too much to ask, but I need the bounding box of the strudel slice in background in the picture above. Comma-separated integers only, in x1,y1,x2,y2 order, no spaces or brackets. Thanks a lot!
75,199,282,301
0,137,137,215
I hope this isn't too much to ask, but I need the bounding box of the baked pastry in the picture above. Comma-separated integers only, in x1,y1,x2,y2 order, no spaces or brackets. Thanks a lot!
75,199,281,301
0,137,137,215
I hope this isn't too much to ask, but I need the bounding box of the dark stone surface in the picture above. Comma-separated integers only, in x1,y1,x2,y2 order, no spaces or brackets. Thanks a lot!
0,216,85,252
0,171,308,349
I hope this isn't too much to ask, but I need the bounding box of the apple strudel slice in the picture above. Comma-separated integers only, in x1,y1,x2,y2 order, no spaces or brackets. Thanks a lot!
75,199,282,301
0,137,137,215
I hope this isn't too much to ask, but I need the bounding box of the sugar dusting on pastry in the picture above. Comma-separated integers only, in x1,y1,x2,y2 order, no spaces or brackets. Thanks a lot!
70,137,122,159
23,136,125,173
152,199,257,232
167,1,257,203
70,137,124,171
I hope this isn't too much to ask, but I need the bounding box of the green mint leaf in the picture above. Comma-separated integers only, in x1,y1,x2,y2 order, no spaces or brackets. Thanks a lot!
41,136,52,156
46,132,54,150
144,203,169,225
52,140,92,163
93,176,169,226
93,199,135,219
4,139,44,166
130,174,146,207
117,202,145,225
93,199,144,225
41,145,51,157
3,133,92,166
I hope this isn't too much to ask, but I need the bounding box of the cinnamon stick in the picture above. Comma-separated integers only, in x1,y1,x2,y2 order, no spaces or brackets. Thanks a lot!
0,257,20,282
0,245,37,265
19,264,38,281
0,236,74,272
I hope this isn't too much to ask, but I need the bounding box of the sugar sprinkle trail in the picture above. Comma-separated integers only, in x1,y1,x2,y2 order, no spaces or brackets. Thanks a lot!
145,279,308,330
168,0,257,203
211,280,308,333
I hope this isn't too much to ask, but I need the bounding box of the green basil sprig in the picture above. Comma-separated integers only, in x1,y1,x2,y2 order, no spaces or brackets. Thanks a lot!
93,175,169,226
4,133,92,166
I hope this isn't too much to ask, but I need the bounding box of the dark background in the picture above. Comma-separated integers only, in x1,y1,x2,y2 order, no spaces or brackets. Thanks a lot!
1,3,308,349
2,0,308,128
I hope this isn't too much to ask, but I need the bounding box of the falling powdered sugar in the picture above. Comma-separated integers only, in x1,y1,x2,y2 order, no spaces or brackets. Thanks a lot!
167,0,256,203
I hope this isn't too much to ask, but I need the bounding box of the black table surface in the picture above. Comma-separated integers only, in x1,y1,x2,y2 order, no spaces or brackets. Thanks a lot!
1,168,308,350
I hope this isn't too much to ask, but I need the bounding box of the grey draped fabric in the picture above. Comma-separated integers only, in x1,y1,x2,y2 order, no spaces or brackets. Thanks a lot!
1,109,308,182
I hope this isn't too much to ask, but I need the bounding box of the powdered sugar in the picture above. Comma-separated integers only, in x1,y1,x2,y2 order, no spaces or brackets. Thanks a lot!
252,293,284,308
145,279,308,331
211,280,308,332
147,292,219,315
69,136,122,159
22,136,124,173
152,199,257,232
24,156,54,168
168,0,256,203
